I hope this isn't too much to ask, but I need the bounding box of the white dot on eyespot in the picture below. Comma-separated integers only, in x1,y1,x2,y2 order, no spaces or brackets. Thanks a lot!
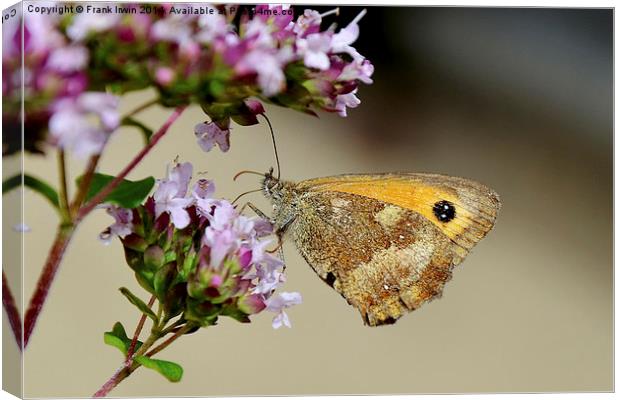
399,234,405,239
383,284,389,290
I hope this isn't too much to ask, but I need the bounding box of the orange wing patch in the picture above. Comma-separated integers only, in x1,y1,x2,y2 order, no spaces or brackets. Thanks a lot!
302,174,500,251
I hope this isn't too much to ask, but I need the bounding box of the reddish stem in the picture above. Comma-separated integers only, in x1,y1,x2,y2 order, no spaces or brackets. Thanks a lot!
92,365,134,398
125,295,156,362
94,324,194,397
23,225,74,347
3,270,22,350
22,106,186,348
144,324,192,358
77,106,187,221
70,153,101,216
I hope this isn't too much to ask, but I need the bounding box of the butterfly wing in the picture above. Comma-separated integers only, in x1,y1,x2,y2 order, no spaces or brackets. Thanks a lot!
290,173,500,326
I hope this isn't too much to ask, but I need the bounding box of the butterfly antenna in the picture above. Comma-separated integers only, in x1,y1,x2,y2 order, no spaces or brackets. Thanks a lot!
260,114,281,179
231,188,263,205
233,170,264,181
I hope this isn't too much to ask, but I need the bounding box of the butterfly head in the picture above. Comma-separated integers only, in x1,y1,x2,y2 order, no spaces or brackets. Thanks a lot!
262,167,284,200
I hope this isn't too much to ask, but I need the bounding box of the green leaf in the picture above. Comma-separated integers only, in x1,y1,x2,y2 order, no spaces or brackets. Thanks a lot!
153,263,177,302
284,61,309,81
104,322,129,355
179,249,197,281
104,332,128,355
76,173,155,208
184,298,219,327
3,174,59,210
111,321,129,340
103,322,142,355
208,80,227,98
134,270,156,294
161,283,186,319
121,117,154,145
221,305,251,323
119,287,158,322
135,356,183,382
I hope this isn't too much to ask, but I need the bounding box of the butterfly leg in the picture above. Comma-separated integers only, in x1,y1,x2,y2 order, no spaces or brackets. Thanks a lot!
267,232,287,272
267,233,284,254
238,202,287,266
237,202,269,219
278,244,286,272
267,213,295,253
237,202,290,270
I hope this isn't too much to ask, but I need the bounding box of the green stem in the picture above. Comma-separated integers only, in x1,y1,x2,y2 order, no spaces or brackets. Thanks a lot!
156,302,163,323
70,153,100,216
158,318,186,336
123,98,159,118
133,330,160,358
57,151,71,221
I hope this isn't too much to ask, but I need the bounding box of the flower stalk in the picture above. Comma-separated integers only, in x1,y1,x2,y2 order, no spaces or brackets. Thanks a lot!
77,106,187,221
24,224,75,347
69,153,101,217
126,295,156,362
144,324,194,359
57,151,71,222
92,364,134,398
2,270,22,349
124,98,159,118
94,312,196,397
19,106,186,348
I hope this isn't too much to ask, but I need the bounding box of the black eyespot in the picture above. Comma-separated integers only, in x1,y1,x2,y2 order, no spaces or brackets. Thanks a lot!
379,316,397,325
433,200,456,222
324,272,337,288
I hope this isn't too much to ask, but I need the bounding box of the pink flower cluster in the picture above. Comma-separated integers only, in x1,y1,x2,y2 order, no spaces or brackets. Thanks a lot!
2,13,87,100
101,162,301,329
49,92,120,158
96,4,373,104
3,4,374,159
288,8,374,116
2,9,119,157
216,6,374,102
66,4,373,154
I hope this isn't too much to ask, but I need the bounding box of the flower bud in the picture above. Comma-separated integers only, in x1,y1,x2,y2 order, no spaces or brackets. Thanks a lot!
237,293,266,315
144,245,165,270
155,67,175,86
121,233,148,252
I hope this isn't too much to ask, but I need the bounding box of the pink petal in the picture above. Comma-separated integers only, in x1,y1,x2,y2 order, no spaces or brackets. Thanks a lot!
169,206,191,229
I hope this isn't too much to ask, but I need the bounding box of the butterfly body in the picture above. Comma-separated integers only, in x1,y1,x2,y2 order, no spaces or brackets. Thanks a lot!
262,172,501,326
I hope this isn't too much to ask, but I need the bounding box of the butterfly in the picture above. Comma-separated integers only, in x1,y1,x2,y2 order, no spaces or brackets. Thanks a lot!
242,169,501,326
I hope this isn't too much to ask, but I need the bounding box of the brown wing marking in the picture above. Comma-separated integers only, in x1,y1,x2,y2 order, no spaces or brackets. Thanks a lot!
290,192,467,326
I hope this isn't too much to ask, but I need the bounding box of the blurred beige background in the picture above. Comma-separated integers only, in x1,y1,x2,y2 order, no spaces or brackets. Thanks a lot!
3,6,612,397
